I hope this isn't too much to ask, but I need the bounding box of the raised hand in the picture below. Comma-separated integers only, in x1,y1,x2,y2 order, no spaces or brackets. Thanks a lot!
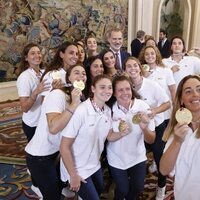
173,122,189,143
138,112,150,130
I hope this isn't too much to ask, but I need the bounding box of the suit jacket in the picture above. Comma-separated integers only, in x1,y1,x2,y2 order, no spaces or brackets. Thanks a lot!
120,50,130,70
131,38,145,58
158,39,171,58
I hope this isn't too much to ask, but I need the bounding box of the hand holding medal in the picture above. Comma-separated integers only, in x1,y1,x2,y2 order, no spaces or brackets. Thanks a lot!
73,80,85,91
132,112,150,130
175,107,192,124
118,120,130,136
141,64,150,72
51,70,62,80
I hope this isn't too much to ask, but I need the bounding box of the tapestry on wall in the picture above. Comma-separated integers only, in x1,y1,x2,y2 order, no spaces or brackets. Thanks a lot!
0,0,128,81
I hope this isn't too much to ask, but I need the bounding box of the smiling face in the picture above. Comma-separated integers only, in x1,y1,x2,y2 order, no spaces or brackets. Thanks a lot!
103,51,116,69
60,45,78,69
25,46,42,68
181,78,200,113
108,31,123,52
92,78,113,106
114,80,132,108
125,59,141,79
144,47,156,65
68,65,87,84
90,58,104,78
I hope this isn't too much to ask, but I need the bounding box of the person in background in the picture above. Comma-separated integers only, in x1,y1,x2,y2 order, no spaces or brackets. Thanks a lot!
25,64,87,200
124,57,170,200
100,49,121,78
16,43,51,198
131,30,145,58
145,36,157,47
158,29,171,58
107,27,130,70
77,42,87,64
162,36,200,86
160,75,200,200
60,74,125,200
84,55,104,98
85,35,99,58
107,75,156,200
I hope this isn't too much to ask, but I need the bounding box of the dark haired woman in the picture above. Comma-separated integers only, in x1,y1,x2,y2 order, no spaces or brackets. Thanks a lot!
25,64,87,200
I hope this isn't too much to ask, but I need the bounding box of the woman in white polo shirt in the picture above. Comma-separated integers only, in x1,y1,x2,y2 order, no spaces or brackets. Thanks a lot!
40,41,79,97
124,57,170,200
160,75,200,200
162,36,200,86
139,45,176,179
60,74,128,200
16,43,50,141
25,64,87,200
139,45,176,125
106,75,156,200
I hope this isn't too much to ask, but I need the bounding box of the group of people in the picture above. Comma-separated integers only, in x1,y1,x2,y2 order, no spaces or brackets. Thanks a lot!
16,27,200,200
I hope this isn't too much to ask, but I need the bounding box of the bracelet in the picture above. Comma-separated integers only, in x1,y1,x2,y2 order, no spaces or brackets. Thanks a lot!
66,108,74,115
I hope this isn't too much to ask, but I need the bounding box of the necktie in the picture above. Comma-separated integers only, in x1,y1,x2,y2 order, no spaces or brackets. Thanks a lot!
115,53,120,70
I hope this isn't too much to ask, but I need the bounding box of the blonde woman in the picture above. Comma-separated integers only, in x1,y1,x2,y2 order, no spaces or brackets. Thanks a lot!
160,75,200,200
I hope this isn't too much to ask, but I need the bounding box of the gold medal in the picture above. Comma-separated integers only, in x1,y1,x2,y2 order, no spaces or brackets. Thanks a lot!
175,108,192,124
142,64,150,72
51,70,62,80
132,114,141,124
73,80,85,91
118,120,126,132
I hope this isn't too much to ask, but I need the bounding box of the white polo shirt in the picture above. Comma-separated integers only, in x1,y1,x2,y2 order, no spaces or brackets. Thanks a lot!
41,68,67,97
138,78,169,126
164,129,200,200
107,99,155,169
162,56,200,86
25,89,69,156
60,98,112,182
146,67,175,119
16,68,43,127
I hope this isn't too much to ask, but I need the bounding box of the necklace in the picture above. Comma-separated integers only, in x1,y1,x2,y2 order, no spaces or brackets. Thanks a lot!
91,99,104,115
117,100,133,114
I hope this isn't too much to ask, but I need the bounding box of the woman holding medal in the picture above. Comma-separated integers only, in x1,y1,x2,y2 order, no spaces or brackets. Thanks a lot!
25,64,87,200
124,57,170,200
60,74,129,200
41,41,79,97
106,75,156,200
139,45,176,126
139,45,176,179
160,75,200,200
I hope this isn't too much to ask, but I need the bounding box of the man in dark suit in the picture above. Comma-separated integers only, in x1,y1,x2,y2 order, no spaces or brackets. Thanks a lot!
158,29,171,58
130,30,145,58
107,27,130,70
